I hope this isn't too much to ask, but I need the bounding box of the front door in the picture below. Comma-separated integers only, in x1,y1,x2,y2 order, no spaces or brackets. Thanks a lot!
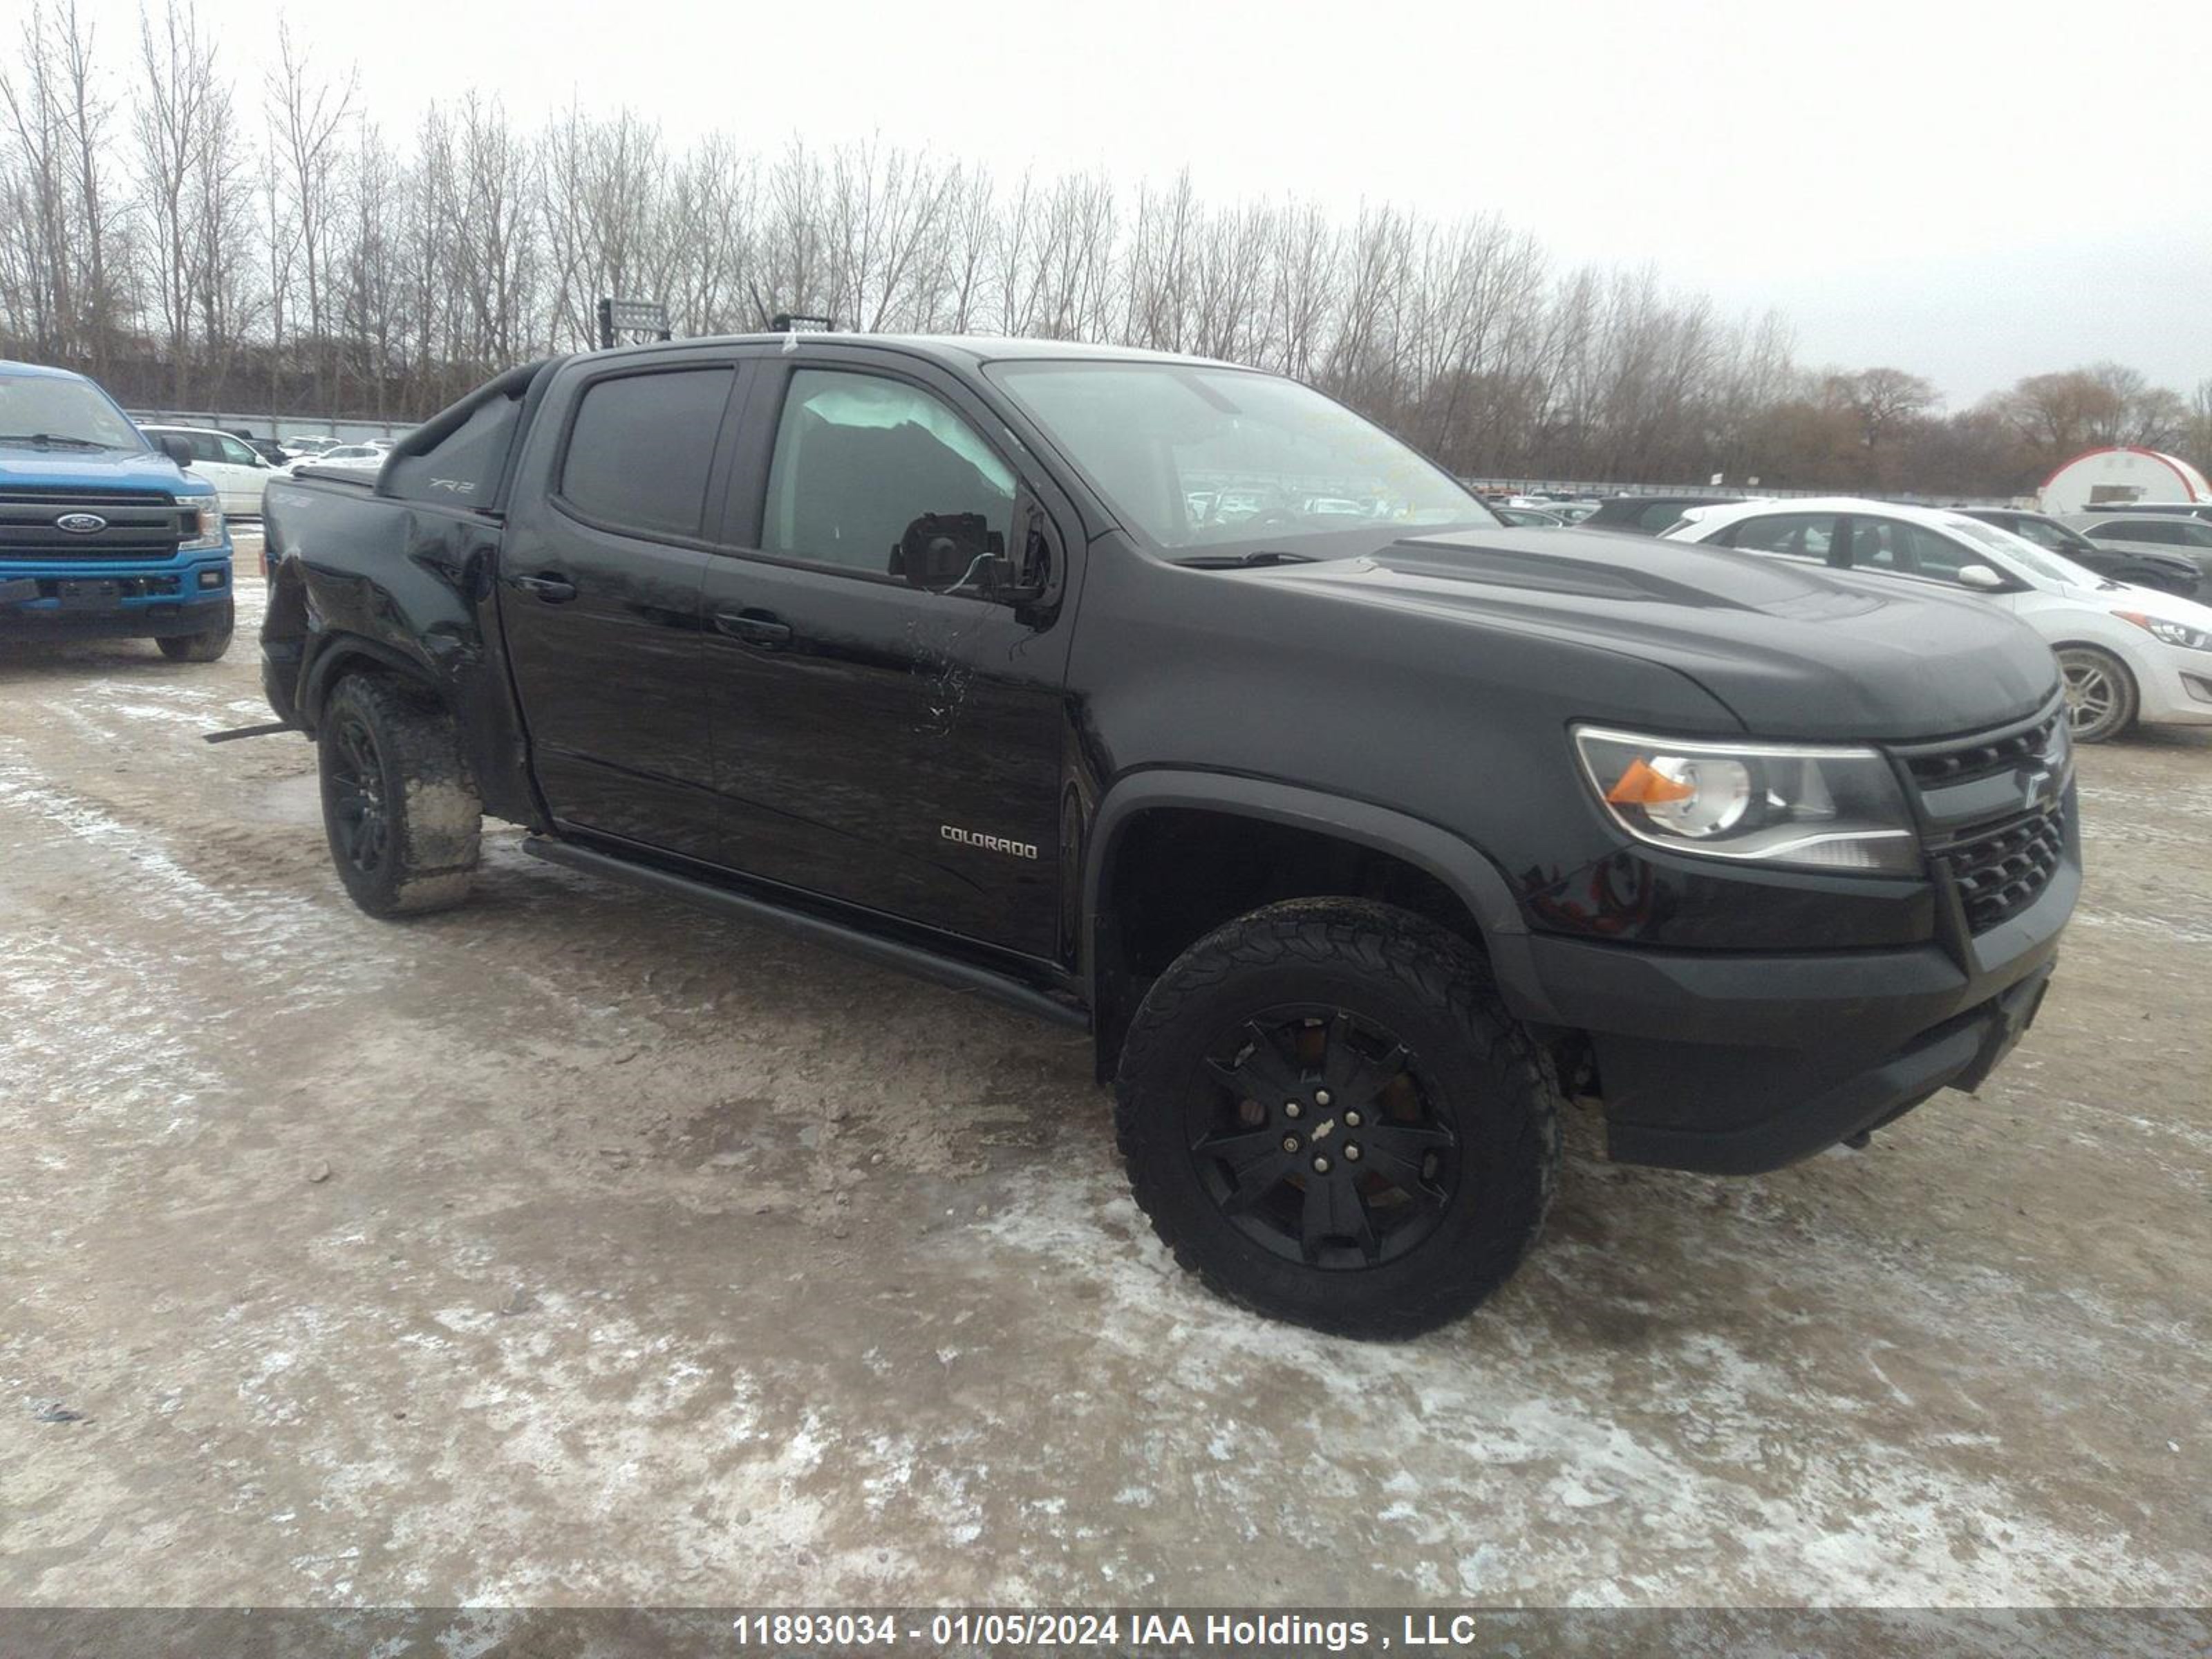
178,430,265,516
700,359,1076,959
500,359,743,863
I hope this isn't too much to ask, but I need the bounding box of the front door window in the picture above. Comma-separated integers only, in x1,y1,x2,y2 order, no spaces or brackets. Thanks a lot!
761,370,1015,578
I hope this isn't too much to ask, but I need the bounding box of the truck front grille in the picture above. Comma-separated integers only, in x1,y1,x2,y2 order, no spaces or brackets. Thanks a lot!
1931,802,2068,933
1894,695,2073,936
1902,706,2066,789
0,489,188,559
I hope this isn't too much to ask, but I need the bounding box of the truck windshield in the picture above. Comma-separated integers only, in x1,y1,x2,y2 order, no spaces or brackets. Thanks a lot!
0,373,147,451
985,360,1494,554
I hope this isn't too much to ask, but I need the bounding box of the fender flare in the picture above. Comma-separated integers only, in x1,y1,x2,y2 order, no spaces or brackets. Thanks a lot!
299,631,441,730
1081,769,1566,1029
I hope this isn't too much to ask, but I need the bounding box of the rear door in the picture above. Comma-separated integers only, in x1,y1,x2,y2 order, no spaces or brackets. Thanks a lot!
498,355,748,862
697,351,1079,959
1709,510,1844,565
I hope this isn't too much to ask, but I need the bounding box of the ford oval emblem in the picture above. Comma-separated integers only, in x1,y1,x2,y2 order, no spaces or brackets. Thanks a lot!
55,512,107,534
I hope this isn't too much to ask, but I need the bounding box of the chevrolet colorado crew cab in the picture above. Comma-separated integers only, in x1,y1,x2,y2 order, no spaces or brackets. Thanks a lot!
260,335,2077,1337
1,360,234,658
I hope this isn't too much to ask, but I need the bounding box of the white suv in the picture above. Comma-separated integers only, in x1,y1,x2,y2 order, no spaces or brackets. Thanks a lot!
138,424,275,518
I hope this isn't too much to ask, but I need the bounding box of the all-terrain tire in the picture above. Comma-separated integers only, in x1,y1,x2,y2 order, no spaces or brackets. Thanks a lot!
317,673,482,917
1114,899,1561,1339
156,599,234,662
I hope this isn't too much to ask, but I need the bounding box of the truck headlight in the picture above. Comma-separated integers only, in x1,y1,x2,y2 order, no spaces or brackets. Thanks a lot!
1573,725,1922,874
2117,611,2212,653
180,503,225,551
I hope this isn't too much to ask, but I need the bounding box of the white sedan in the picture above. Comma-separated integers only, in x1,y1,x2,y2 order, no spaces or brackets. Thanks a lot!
1664,496,2212,742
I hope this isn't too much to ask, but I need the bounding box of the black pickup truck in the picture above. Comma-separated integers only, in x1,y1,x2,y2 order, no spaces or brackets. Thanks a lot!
261,335,2077,1337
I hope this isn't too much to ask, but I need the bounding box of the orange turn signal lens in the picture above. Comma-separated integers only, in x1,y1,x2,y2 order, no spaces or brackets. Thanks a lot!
1605,757,1696,805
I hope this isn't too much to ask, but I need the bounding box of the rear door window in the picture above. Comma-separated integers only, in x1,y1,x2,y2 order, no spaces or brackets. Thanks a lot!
1716,513,1840,561
2103,520,2180,544
558,368,735,540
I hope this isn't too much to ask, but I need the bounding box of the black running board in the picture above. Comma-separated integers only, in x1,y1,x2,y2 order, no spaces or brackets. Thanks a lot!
521,835,1088,1030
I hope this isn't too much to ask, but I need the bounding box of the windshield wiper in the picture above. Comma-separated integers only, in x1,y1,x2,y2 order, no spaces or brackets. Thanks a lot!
1174,550,1318,569
0,432,119,451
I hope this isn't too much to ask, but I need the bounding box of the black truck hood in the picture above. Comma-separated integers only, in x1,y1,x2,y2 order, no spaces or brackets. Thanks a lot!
1264,527,2059,742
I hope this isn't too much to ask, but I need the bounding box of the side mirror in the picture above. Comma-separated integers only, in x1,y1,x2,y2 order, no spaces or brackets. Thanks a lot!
156,433,194,467
1957,564,2009,592
895,512,1002,594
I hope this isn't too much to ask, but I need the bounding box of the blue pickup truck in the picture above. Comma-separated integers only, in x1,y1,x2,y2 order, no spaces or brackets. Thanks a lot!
0,359,234,660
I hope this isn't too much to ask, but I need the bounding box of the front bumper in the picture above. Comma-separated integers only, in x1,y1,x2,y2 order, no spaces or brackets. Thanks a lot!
2135,647,2212,727
1527,834,2077,1175
0,554,231,638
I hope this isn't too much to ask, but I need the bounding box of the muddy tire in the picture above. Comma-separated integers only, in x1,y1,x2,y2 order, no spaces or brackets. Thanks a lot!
318,673,481,917
1114,899,1560,1339
2057,644,2137,744
156,600,234,663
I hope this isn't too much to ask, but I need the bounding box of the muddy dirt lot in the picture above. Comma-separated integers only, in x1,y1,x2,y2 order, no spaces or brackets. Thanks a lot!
3,556,2209,1610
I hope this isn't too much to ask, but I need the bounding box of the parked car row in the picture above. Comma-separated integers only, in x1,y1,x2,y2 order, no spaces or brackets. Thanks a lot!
287,442,391,476
123,424,400,518
1490,503,1568,527
2059,511,2212,591
1512,494,2212,599
1477,492,1606,526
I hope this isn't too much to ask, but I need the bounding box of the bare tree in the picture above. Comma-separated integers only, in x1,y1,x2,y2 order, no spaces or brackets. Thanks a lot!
3,17,2197,504
823,135,957,332
265,24,357,406
2182,379,2212,482
134,0,226,402
1,1,126,370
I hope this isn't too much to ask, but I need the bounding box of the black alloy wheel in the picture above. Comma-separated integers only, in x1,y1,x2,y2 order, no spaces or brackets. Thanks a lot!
326,711,391,878
1114,899,1561,1338
1190,1005,1458,1271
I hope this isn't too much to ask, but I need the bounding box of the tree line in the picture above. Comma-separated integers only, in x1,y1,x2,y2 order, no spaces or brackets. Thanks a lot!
5,1,2209,498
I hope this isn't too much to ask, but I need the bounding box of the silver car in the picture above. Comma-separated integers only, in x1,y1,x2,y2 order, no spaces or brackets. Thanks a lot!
2062,512,2212,589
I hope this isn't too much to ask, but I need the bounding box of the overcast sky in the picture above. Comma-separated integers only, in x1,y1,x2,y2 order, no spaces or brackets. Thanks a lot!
186,0,2210,406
